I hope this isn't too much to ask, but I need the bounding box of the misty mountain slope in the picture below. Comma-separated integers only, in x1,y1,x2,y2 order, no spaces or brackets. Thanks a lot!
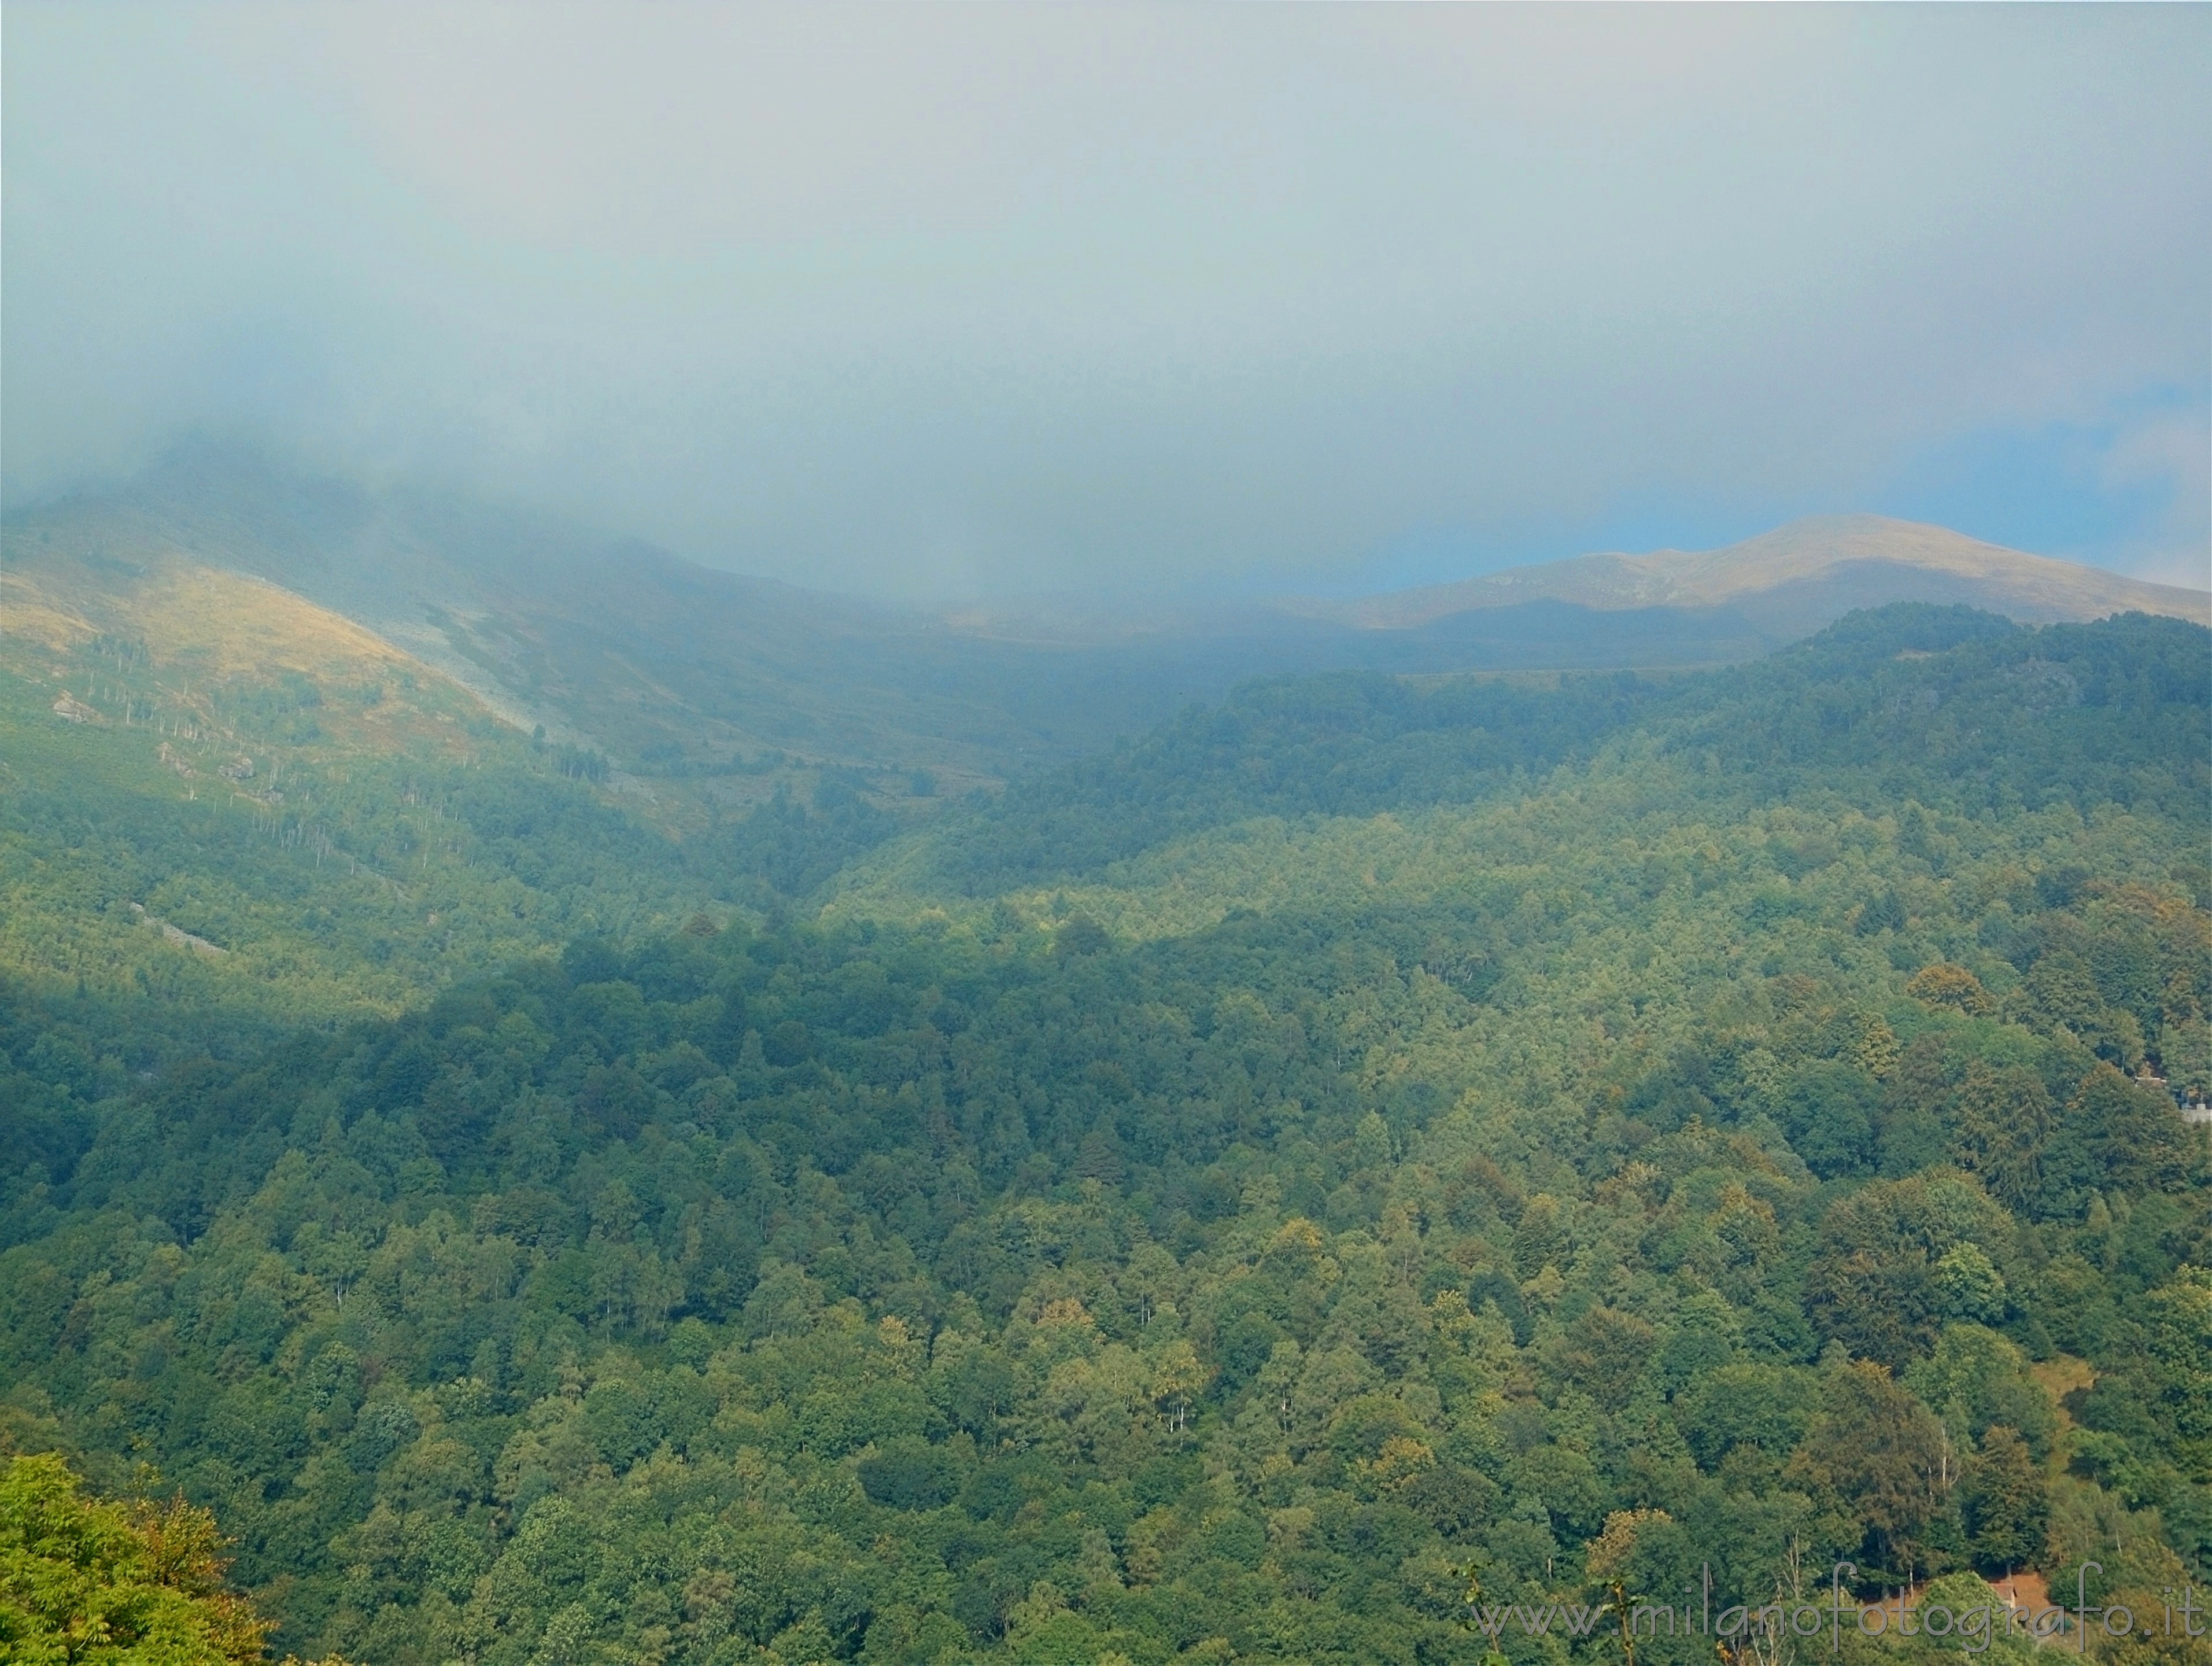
1286,514,2210,635
22,457,2200,828
825,605,2212,916
0,524,496,755
16,452,1767,803
0,524,1066,1045
0,534,726,1042
5,449,1271,801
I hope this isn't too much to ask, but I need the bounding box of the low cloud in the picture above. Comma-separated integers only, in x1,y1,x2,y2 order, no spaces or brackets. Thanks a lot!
4,3,2206,595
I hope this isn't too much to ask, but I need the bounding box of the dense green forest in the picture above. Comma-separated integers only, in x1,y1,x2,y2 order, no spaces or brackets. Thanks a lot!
2,606,2207,1666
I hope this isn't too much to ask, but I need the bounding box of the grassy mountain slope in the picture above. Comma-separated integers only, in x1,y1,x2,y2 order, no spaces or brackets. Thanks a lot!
20,451,1776,809
1293,515,2209,635
24,459,2196,834
5,450,1273,805
0,532,719,1051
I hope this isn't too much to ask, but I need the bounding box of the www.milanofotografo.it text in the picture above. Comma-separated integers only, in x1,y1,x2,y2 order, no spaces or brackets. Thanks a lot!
1463,1565,2209,1656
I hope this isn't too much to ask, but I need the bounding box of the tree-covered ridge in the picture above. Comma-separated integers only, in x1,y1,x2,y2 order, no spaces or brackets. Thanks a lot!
0,607,2206,1666
886,607,2204,898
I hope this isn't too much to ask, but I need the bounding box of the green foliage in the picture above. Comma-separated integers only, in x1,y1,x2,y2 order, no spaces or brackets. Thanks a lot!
1,607,2208,1665
902,606,2207,898
0,1450,289,1665
0,624,943,1099
0,638,702,1045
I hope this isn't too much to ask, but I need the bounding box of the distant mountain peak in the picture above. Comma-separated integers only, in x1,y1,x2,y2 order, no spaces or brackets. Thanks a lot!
1287,515,2208,632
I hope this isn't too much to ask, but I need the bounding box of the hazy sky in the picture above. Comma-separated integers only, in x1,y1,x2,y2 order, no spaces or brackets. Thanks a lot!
5,3,2208,597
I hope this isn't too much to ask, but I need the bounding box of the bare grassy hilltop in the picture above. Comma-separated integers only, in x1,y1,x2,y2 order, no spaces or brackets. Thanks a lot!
1284,514,2208,637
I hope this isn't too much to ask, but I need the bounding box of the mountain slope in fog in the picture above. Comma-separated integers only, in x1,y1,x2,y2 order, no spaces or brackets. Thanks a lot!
10,454,2201,809
1286,514,2207,636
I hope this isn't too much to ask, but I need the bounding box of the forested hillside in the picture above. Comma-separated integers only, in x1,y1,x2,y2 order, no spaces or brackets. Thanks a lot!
0,540,936,1068
1,607,2207,1666
848,606,2204,901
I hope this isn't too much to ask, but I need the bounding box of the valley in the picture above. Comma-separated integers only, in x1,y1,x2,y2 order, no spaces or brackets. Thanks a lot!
2,477,2206,1665
8,17,2207,1666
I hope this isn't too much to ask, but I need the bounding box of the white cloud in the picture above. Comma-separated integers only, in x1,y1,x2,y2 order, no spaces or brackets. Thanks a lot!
2099,407,2212,588
3,3,2206,594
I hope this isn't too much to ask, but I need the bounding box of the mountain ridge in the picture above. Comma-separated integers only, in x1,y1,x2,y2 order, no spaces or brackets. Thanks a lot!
12,456,2204,813
1279,513,2208,632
